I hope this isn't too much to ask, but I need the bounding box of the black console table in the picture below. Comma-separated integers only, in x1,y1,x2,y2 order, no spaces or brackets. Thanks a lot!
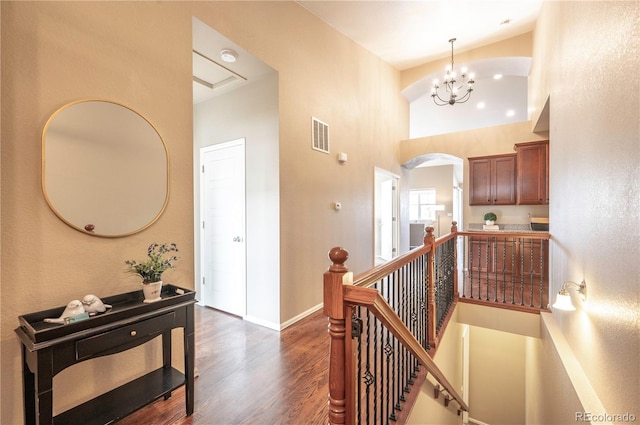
15,284,196,425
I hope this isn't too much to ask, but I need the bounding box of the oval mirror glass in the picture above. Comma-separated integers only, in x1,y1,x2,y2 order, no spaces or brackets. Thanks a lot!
42,100,169,237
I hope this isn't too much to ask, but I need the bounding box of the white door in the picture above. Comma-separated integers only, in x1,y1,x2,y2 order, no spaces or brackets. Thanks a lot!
200,139,246,317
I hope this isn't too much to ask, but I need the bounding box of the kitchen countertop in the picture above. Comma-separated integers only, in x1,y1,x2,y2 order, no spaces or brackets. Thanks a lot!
466,223,549,233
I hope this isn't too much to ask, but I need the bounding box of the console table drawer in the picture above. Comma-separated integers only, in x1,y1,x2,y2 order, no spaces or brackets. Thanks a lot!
76,312,175,360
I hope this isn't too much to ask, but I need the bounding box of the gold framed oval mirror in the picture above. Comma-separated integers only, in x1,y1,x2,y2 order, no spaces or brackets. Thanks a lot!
42,100,169,237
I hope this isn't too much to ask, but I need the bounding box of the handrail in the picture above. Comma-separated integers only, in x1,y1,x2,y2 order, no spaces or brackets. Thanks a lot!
343,285,469,413
353,229,436,287
324,224,464,425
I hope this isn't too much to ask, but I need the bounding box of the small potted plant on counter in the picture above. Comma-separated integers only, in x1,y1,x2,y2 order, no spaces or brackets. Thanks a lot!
484,212,497,226
125,243,179,303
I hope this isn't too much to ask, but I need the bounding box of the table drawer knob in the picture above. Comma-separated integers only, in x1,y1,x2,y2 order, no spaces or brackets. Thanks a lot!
130,330,137,337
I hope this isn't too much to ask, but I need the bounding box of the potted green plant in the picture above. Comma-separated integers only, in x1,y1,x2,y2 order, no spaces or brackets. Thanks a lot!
484,212,497,226
125,243,179,303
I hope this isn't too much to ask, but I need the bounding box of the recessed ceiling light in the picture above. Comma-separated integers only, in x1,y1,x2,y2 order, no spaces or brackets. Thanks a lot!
506,110,515,117
477,102,486,109
220,49,238,63
493,74,503,80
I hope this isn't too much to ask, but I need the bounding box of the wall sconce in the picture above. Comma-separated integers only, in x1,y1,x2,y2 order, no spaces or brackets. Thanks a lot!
552,280,587,311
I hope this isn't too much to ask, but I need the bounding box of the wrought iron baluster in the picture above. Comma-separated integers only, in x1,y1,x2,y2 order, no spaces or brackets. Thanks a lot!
364,309,372,424
420,254,427,350
483,238,488,301
519,238,525,306
355,307,363,424
529,240,535,307
384,323,394,423
540,241,545,308
465,237,470,299
511,240,516,305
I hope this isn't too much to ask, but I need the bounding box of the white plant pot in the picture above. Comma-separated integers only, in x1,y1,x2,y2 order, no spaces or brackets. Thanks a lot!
142,280,163,303
485,220,495,226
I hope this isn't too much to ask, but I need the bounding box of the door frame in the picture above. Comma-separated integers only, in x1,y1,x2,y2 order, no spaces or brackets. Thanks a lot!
374,167,400,265
198,139,247,317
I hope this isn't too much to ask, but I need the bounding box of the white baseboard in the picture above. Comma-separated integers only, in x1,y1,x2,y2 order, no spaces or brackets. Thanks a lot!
468,417,490,425
279,302,324,330
209,303,324,332
244,315,281,331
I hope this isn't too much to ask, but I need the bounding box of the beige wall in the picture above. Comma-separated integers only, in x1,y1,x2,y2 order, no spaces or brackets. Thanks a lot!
1,1,408,422
469,326,527,425
530,1,640,420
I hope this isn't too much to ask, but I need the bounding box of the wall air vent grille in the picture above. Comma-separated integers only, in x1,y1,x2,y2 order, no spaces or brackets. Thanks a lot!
312,117,329,154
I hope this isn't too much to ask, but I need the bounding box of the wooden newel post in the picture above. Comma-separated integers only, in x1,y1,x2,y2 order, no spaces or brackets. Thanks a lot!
424,226,438,349
323,247,350,425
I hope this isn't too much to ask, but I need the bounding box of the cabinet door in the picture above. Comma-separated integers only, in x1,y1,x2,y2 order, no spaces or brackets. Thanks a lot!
494,239,517,275
469,155,516,205
469,158,492,205
468,237,491,273
516,141,548,204
519,239,549,280
492,155,517,205
468,237,516,276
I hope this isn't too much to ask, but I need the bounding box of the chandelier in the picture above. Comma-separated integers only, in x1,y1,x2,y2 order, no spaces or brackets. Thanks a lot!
431,38,475,106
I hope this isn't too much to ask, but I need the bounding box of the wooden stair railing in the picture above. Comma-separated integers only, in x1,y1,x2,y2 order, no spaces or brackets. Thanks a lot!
324,224,467,425
458,230,551,312
343,285,469,414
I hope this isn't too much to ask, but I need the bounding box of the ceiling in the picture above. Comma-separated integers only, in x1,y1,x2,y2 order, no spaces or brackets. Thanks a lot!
193,2,543,104
192,2,544,147
296,0,543,71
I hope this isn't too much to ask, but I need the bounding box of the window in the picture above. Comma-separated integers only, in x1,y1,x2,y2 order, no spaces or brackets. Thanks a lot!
410,189,437,221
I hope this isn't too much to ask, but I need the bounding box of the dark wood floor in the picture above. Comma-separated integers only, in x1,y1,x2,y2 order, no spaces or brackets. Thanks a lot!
117,306,329,425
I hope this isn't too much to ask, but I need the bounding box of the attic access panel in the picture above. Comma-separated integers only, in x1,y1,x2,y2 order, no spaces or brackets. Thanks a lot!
192,50,246,102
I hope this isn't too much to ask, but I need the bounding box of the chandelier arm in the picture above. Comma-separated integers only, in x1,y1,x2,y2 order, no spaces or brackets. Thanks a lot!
455,91,473,103
431,94,450,106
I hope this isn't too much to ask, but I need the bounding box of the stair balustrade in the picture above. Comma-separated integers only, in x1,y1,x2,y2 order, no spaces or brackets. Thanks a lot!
323,223,551,424
323,225,466,425
459,230,551,311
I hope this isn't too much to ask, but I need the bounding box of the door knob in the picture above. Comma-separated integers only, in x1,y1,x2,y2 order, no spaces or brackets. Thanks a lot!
233,236,243,242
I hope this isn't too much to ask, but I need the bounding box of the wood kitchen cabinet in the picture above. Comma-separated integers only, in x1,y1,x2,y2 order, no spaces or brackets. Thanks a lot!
515,140,549,204
468,154,517,205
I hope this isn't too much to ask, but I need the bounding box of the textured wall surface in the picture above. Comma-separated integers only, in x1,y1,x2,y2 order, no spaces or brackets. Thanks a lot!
535,0,640,418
